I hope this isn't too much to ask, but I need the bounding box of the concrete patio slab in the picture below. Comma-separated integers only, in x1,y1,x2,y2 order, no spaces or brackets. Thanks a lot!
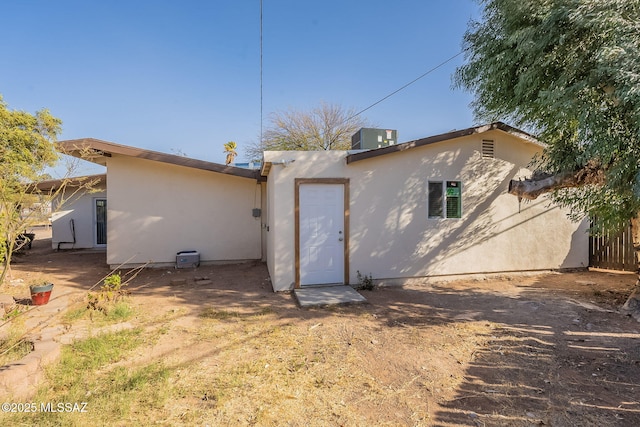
293,285,367,308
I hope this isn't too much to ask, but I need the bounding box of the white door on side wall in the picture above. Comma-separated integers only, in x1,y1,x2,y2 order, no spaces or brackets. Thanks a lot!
299,184,345,286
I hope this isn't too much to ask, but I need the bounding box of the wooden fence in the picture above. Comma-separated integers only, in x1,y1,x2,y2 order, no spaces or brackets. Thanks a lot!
589,220,636,272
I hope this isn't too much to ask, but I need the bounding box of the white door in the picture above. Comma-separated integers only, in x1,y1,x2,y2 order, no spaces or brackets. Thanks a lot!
299,184,345,286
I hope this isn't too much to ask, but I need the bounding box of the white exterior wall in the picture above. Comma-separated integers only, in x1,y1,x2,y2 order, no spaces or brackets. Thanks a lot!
264,130,589,291
51,184,107,249
106,155,262,267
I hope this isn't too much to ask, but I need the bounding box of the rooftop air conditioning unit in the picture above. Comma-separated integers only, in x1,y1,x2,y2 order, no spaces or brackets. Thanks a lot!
351,128,398,150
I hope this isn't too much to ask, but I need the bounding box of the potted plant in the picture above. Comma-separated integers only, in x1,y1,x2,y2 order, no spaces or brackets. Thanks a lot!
29,281,54,306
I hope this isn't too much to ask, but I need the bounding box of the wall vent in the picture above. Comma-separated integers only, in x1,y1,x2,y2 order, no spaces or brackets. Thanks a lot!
481,140,495,158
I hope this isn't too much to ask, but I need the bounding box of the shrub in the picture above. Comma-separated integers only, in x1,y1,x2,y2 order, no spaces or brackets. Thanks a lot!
88,273,128,313
355,271,374,291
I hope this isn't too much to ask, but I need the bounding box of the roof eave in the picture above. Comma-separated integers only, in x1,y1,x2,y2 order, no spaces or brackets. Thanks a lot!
29,173,107,193
57,138,260,180
345,122,542,164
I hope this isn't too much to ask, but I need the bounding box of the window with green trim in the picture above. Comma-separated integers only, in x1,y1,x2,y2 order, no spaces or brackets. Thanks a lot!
428,181,461,219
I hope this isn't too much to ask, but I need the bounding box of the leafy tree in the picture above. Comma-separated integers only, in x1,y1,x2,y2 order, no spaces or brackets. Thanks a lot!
247,102,371,160
454,0,640,315
0,96,60,284
223,141,238,165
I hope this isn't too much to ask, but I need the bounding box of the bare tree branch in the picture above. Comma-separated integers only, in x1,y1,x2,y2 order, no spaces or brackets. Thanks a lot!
508,160,605,200
246,102,371,161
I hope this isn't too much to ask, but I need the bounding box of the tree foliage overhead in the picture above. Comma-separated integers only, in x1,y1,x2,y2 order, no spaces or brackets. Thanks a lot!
0,97,60,184
455,0,640,229
0,95,61,283
247,102,371,161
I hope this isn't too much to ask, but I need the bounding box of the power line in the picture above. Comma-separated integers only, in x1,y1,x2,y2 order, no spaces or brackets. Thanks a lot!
258,7,465,145
345,50,465,123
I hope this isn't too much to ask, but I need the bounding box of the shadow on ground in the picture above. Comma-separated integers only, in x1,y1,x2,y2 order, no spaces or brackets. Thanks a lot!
5,229,640,426
363,280,640,426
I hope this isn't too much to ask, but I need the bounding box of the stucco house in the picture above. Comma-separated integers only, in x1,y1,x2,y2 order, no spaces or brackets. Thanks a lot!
59,140,264,268
57,122,589,292
35,174,107,250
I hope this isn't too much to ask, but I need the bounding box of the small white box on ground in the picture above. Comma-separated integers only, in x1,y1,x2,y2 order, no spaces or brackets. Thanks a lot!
176,251,200,268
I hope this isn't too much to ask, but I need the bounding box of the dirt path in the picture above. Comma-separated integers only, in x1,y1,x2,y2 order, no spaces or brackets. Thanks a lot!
369,276,640,425
3,228,640,426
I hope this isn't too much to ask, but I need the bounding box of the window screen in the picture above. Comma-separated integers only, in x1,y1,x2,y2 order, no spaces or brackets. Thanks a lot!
445,181,461,218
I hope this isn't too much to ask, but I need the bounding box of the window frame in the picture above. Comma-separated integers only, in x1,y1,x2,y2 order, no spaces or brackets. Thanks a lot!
427,180,462,219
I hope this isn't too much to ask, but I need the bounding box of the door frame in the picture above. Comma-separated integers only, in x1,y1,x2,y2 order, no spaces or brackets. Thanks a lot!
294,178,350,289
94,197,107,247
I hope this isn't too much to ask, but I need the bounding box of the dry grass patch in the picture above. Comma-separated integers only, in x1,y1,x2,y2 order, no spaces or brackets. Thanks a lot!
3,327,172,426
0,335,33,368
154,308,495,426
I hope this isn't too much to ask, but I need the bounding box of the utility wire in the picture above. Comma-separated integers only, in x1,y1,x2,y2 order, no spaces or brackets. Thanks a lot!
344,50,465,124
259,9,465,146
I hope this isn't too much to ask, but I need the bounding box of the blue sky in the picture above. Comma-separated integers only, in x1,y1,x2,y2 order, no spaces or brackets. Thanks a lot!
1,0,482,174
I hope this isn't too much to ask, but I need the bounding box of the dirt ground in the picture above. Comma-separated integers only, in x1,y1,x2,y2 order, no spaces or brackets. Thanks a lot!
3,227,640,426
